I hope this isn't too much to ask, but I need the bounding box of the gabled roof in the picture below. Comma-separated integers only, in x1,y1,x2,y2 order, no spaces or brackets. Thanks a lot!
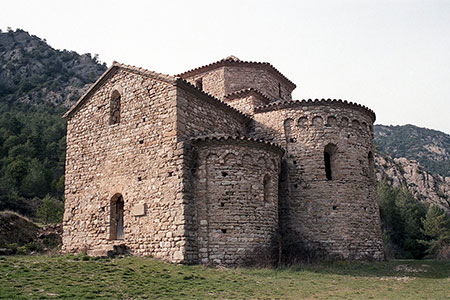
63,61,252,121
177,56,296,89
62,62,177,119
175,79,252,121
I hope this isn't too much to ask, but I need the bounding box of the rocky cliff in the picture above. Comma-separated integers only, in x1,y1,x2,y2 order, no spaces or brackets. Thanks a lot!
374,124,450,178
0,28,106,107
374,124,450,212
375,154,450,212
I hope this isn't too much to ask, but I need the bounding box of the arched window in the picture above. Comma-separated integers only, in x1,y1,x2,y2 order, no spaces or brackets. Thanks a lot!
110,194,124,240
109,90,121,125
263,174,271,202
324,144,337,180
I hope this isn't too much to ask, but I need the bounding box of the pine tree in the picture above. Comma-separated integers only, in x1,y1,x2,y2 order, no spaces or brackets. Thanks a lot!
420,205,450,258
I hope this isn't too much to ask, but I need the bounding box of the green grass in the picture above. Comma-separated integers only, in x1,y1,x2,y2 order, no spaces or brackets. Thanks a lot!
0,255,448,299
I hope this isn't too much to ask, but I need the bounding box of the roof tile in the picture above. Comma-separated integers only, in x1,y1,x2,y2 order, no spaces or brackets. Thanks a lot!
177,56,296,89
254,98,376,121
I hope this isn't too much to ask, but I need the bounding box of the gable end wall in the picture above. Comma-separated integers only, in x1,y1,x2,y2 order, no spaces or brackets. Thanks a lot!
63,69,186,262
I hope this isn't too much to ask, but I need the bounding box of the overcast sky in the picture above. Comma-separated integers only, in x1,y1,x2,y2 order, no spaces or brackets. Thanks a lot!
1,0,449,134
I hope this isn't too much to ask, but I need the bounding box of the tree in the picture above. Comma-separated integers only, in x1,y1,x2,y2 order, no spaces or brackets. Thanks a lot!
420,205,450,258
377,181,428,258
395,189,427,258
21,159,48,198
6,157,27,185
378,181,403,247
36,195,64,224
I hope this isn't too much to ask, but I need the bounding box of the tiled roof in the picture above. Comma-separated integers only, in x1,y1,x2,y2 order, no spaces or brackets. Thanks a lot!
63,62,252,121
175,77,252,120
191,135,285,154
111,61,177,83
63,62,177,119
177,56,296,89
63,64,118,119
254,99,376,122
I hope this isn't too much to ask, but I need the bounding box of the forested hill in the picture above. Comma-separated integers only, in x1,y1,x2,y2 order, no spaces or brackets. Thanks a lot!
0,29,449,259
374,124,450,178
0,29,448,219
0,28,106,107
0,28,105,219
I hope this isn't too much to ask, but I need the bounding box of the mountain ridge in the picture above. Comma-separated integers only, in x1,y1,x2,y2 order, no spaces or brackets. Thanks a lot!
0,28,448,214
0,28,106,107
374,124,450,178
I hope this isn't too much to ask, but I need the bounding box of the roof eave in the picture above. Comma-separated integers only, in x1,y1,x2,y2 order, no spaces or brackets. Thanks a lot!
62,62,177,120
62,64,119,119
174,78,252,121
177,59,297,90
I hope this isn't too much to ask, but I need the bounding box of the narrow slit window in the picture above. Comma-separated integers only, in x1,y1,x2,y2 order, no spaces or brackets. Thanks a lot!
324,144,337,181
278,82,282,98
195,78,203,90
324,152,332,180
109,90,121,125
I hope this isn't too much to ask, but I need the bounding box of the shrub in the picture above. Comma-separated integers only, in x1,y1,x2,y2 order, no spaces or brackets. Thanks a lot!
36,195,64,224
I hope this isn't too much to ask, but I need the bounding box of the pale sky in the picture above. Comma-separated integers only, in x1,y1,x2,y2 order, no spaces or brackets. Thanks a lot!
1,0,449,134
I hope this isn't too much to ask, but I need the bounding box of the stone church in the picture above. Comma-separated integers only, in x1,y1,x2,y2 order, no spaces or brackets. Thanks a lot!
62,56,384,265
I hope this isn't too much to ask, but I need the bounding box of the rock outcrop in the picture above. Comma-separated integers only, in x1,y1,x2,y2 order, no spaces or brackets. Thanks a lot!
374,124,450,178
0,28,106,107
375,154,450,212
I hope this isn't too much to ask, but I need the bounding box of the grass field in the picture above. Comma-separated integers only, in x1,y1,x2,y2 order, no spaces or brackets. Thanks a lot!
0,255,449,299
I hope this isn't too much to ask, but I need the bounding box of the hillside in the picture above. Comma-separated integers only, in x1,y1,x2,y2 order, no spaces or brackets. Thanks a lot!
374,124,450,178
0,28,106,107
0,28,448,218
375,153,450,212
0,210,61,255
0,29,448,260
0,29,105,219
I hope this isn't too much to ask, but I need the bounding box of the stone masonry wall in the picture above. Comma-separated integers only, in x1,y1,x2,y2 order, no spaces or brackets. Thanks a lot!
64,58,384,265
176,85,249,138
181,65,294,102
192,139,282,265
224,66,293,101
175,85,251,263
181,67,225,100
63,69,186,262
223,93,268,116
252,101,384,260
